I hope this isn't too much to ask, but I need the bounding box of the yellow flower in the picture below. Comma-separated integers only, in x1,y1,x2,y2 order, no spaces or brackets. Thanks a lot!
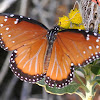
70,24,85,30
58,16,70,29
99,24,100,34
69,8,82,24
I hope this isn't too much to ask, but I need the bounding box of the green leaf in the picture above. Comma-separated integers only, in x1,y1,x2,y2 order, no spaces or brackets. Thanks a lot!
45,81,80,95
93,76,100,85
76,67,85,75
37,79,80,95
97,80,100,84
91,63,100,75
37,78,45,86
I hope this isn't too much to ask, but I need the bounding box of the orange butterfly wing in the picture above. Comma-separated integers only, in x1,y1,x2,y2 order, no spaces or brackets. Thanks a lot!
46,39,74,88
1,13,100,88
46,29,100,88
0,13,48,50
10,39,47,83
0,13,48,83
57,30,100,66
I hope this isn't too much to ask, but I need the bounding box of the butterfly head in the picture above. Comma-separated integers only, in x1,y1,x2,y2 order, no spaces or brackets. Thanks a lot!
47,26,60,44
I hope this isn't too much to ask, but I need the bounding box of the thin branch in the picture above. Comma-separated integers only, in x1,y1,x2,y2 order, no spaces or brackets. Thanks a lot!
1,76,18,100
0,51,12,84
19,0,29,16
20,82,32,100
0,0,17,13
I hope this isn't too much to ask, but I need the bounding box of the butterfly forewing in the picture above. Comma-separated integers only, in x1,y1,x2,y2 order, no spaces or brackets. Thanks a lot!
0,13,48,50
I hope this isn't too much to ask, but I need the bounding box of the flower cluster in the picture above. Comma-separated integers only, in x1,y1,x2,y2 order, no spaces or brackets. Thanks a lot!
58,16,70,29
58,8,85,30
99,24,100,34
58,8,100,34
69,8,82,24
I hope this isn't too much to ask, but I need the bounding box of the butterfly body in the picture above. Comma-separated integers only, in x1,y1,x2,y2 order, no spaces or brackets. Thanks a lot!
44,26,60,71
0,13,100,88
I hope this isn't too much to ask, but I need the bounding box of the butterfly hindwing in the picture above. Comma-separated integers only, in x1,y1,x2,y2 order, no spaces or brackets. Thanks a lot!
10,38,48,83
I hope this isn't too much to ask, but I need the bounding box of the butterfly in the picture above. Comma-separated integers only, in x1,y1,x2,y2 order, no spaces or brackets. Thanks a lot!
92,0,100,6
74,0,100,32
0,13,100,88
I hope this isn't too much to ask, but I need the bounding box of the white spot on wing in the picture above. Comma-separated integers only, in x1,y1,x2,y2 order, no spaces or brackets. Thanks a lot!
83,51,86,54
8,35,11,37
0,33,2,35
12,41,15,43
10,14,14,17
14,50,17,53
94,33,97,36
89,46,92,49
4,19,7,22
78,29,81,31
14,19,19,24
5,16,8,18
0,24,3,27
28,18,31,20
20,16,23,18
86,31,89,33
86,37,89,40
96,45,99,49
96,39,99,42
6,27,9,30
71,63,74,66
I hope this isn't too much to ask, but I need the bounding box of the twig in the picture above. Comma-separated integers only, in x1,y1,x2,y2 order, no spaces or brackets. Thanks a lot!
0,0,17,12
43,88,48,100
20,82,32,100
31,0,52,28
0,51,12,84
19,0,29,16
1,76,18,100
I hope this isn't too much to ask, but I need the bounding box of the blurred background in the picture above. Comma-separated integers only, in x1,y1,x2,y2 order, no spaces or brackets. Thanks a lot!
0,0,100,100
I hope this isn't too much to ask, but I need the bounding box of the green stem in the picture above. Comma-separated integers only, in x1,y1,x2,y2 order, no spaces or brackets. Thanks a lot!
75,90,86,100
74,72,89,92
84,80,93,100
75,78,93,100
75,66,96,100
